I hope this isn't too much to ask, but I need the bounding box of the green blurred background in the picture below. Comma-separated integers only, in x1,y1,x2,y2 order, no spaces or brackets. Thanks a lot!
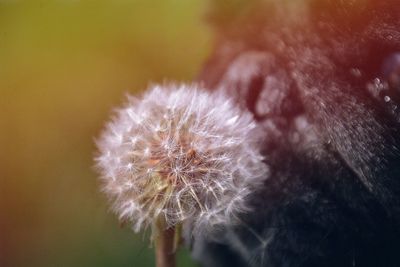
0,1,211,266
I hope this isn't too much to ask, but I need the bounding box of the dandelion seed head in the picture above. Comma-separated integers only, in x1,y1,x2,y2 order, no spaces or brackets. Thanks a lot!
95,84,268,234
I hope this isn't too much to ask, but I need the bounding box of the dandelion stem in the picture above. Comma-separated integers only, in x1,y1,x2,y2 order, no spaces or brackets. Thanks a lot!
155,218,176,267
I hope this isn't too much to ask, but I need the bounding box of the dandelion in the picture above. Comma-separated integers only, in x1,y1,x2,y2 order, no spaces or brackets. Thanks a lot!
95,84,268,267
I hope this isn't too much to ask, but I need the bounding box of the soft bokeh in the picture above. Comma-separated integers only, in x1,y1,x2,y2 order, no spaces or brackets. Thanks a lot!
0,1,210,266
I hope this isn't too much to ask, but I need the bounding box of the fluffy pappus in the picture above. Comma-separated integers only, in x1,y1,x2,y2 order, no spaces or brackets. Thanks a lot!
95,84,268,234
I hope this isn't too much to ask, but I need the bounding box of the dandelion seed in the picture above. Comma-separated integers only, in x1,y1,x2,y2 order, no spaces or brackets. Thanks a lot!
95,83,268,266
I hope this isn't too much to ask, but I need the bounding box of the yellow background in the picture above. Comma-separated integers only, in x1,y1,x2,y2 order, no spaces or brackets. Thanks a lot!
0,1,210,266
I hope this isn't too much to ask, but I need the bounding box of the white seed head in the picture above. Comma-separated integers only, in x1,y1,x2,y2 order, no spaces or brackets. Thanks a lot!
95,84,268,234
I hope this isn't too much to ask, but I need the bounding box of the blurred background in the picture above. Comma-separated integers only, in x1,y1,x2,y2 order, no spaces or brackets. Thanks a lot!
0,1,211,266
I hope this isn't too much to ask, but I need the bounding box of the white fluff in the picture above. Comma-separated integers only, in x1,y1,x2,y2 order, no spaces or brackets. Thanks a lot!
95,84,268,234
